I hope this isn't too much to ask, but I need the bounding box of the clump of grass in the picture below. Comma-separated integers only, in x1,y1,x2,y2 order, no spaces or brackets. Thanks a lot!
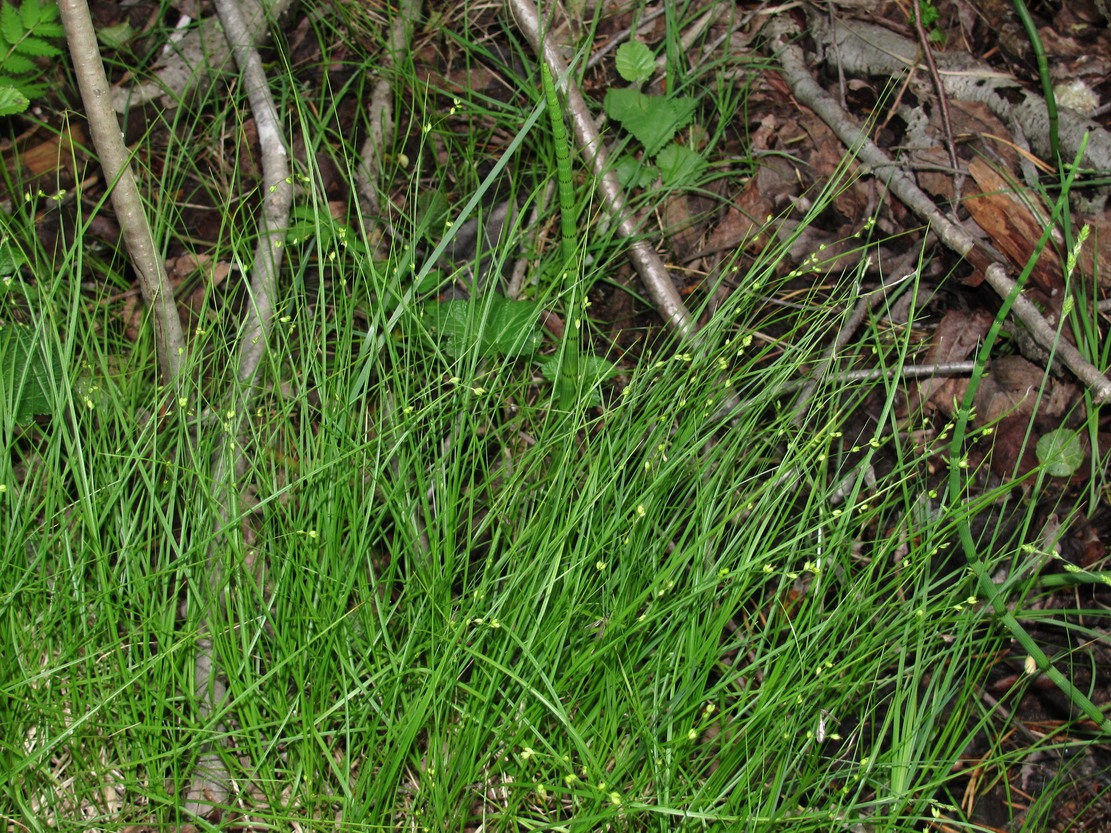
0,1,1107,829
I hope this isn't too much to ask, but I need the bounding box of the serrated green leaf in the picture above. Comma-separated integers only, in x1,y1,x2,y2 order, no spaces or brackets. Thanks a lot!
0,323,60,423
1036,428,1084,477
0,74,48,99
28,21,62,39
603,88,697,156
0,84,27,116
614,40,653,84
12,79,44,98
657,143,706,187
0,52,34,75
19,0,42,28
0,3,23,48
15,34,59,57
421,295,542,358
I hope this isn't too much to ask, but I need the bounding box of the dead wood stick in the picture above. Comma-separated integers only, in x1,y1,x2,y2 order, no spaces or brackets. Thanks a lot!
765,17,1111,404
356,0,423,220
506,0,696,340
58,0,187,389
110,0,294,112
185,0,294,819
910,0,963,202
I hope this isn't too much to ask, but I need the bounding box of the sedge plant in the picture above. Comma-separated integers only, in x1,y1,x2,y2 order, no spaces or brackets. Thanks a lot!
1,1,1109,829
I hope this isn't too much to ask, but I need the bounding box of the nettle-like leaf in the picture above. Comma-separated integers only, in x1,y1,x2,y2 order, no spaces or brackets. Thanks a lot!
657,143,705,187
96,21,136,51
285,204,370,259
0,233,27,277
421,295,543,358
0,323,61,424
613,155,657,189
614,40,653,84
603,88,697,156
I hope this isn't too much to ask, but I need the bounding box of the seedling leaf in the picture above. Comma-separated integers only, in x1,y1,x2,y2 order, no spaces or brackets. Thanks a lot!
0,84,28,116
1036,428,1083,477
657,143,705,187
614,40,653,84
614,155,657,189
603,88,697,156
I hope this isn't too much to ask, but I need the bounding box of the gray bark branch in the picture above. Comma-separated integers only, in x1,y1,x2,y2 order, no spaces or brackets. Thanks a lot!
58,0,188,390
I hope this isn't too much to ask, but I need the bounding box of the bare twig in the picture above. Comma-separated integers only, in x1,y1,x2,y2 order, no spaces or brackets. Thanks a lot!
792,268,917,426
910,0,961,197
981,263,1111,401
506,0,696,340
109,0,295,112
212,0,292,407
765,17,1111,404
58,0,188,390
185,0,294,818
356,0,423,219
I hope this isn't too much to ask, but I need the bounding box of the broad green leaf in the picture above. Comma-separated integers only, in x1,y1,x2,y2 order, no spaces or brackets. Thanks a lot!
421,295,542,358
0,323,60,424
1036,428,1083,477
657,143,705,187
614,40,653,84
19,0,43,28
0,84,28,116
25,0,61,31
603,88,697,156
285,205,367,259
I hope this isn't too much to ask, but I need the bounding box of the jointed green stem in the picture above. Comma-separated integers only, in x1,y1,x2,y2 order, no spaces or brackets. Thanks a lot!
540,56,581,410
541,59,577,269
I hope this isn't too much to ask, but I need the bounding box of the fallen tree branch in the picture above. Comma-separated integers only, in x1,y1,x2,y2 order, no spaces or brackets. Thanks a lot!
110,0,294,113
808,15,1111,210
58,0,188,390
356,0,423,220
506,0,696,340
185,0,294,819
764,16,1111,404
